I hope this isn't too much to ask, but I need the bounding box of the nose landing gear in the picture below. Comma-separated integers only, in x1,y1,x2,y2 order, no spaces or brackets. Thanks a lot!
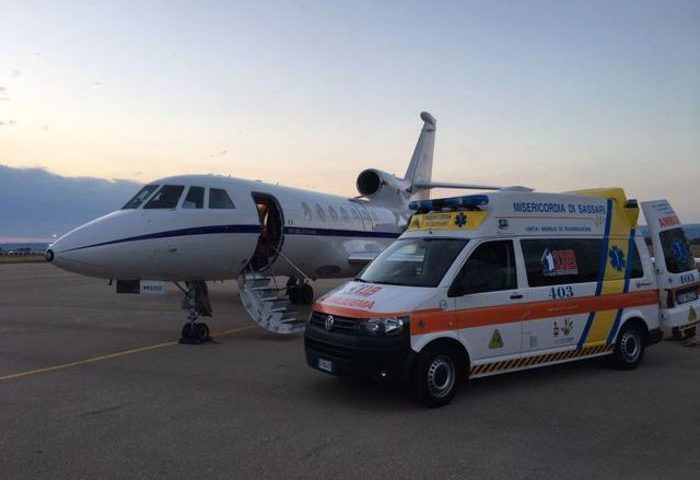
177,281,213,344
286,277,314,305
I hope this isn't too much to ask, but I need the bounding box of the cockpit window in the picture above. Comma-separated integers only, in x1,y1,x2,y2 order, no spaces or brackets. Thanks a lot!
143,185,185,209
182,186,205,209
122,184,159,209
209,188,235,209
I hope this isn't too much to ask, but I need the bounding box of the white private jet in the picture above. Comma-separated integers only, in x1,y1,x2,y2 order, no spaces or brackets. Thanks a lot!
46,112,501,342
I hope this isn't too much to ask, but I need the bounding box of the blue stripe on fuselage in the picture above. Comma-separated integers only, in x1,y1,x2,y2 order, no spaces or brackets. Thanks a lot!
60,224,401,252
283,226,401,239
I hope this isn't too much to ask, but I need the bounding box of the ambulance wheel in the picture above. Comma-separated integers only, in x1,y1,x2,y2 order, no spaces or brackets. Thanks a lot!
611,322,645,370
411,344,463,407
300,283,314,305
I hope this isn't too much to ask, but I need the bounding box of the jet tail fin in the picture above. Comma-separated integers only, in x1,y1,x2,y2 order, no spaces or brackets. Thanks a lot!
404,112,436,201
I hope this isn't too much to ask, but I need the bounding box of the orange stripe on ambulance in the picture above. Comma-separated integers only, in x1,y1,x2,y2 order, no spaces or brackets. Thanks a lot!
304,188,699,407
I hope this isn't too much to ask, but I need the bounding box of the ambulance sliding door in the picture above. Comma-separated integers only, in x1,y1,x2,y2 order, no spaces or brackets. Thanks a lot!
448,240,525,360
519,238,603,354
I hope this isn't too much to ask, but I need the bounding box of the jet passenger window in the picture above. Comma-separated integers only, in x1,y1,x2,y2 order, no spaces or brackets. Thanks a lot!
340,207,351,223
182,186,205,209
301,202,312,221
328,206,339,222
315,204,326,222
209,188,235,209
122,184,159,209
143,185,185,209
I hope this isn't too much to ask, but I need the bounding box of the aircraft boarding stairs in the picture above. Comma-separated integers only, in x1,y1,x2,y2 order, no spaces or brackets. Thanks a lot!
237,248,309,334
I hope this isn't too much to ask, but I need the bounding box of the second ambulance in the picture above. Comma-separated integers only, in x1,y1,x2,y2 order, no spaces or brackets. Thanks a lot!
304,188,699,406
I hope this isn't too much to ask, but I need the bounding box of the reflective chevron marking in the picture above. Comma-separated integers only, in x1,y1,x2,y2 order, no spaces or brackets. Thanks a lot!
470,344,615,376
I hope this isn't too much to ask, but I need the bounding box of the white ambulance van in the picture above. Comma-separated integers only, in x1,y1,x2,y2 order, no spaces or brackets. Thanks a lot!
304,188,699,406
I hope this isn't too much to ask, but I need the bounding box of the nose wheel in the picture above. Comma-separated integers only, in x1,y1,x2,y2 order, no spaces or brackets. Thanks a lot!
180,321,210,343
177,281,213,344
287,277,314,305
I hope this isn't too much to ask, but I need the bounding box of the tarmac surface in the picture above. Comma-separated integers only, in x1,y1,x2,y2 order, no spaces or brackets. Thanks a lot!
1,263,699,480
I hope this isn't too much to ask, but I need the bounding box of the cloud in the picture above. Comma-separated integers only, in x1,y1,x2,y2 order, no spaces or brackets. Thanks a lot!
0,165,142,239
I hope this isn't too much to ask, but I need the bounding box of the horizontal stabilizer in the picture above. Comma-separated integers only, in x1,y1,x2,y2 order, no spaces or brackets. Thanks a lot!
414,181,533,192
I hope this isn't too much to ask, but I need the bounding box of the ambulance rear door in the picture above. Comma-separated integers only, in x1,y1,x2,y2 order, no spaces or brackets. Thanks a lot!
640,200,700,333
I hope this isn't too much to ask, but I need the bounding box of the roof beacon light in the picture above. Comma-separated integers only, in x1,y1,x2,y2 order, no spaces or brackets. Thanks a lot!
409,194,490,212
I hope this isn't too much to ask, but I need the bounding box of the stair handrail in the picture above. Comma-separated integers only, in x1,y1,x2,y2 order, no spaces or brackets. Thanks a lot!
270,245,313,284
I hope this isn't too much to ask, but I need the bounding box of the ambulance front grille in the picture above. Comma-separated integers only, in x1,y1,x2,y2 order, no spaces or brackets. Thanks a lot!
309,312,358,332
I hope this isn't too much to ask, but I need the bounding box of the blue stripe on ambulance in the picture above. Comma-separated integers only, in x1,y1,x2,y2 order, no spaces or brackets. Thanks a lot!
606,228,637,344
577,198,613,350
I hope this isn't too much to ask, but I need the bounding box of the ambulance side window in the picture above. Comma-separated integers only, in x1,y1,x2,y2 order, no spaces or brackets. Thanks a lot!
449,240,516,297
521,239,602,287
628,242,644,279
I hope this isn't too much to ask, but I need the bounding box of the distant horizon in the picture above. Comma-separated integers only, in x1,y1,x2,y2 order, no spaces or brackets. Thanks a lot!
2,161,700,243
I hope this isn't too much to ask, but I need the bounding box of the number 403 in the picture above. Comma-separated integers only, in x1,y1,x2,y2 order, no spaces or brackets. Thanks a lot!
548,285,574,299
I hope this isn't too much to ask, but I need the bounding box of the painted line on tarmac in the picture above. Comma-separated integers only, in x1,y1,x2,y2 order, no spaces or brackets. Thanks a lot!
0,324,257,382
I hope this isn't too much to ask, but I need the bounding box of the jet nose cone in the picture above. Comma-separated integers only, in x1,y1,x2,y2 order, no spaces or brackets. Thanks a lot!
46,210,136,278
47,238,75,269
46,227,100,275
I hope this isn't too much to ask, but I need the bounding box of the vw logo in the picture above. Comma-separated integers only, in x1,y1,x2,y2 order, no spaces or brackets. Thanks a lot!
324,315,335,331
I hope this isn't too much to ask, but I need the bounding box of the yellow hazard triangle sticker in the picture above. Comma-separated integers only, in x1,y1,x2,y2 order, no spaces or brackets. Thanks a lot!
489,329,504,349
689,306,697,322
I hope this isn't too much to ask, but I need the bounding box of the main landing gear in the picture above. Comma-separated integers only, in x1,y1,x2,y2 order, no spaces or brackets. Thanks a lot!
177,281,213,344
286,277,314,305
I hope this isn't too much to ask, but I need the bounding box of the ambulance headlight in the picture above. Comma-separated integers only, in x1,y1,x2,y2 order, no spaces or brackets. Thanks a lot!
359,316,409,336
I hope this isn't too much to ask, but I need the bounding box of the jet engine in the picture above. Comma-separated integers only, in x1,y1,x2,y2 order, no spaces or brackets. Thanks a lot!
356,169,411,209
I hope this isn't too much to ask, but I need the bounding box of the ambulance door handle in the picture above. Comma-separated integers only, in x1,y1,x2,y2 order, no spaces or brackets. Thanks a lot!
510,293,523,300
636,281,652,287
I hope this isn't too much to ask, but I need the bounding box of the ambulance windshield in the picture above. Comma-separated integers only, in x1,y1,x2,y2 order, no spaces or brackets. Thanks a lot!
357,238,468,287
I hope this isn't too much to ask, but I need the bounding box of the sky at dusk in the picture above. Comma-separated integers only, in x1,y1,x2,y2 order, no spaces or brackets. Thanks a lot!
1,0,699,231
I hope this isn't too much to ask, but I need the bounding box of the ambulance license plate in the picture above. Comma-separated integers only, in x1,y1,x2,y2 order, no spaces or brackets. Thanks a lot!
677,291,698,304
318,358,333,373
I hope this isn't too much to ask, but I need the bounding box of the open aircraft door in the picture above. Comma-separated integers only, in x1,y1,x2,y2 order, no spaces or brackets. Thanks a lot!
641,200,700,337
